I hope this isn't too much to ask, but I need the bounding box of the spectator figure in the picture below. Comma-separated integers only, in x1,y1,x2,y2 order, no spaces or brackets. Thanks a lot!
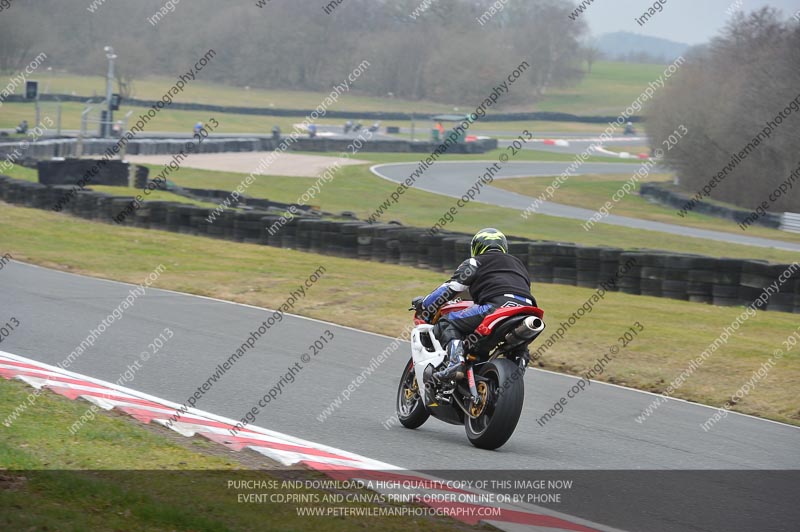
15,120,28,134
272,125,281,141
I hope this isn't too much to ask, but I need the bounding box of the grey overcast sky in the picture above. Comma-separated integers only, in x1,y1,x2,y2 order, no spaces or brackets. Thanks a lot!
581,0,800,44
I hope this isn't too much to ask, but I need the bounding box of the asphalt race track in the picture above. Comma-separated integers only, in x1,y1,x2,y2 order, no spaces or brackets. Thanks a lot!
2,261,798,531
371,162,800,252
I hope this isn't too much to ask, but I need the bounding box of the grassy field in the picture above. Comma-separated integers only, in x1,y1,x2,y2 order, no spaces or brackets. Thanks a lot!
1,203,798,426
492,173,800,244
145,164,800,263
1,61,667,117
0,380,486,532
522,61,669,115
0,101,631,138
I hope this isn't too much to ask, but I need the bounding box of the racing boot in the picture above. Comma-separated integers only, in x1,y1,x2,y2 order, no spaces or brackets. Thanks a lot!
434,339,465,382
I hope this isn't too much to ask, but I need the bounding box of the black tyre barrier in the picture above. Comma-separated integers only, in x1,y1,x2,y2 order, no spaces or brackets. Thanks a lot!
528,242,555,284
618,253,644,295
0,136,497,162
575,246,601,288
37,159,129,187
2,174,798,313
640,182,783,229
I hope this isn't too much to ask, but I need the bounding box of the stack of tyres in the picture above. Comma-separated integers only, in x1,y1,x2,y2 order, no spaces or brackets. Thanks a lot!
766,264,797,313
440,237,462,272
165,204,182,232
336,222,363,258
415,233,433,270
73,190,95,220
452,238,472,271
527,242,555,284
738,260,772,306
261,215,283,247
295,218,317,252
371,230,389,263
381,226,405,265
110,197,136,225
660,254,691,301
598,248,624,289
308,219,329,254
30,184,51,209
794,275,800,314
357,224,377,261
711,258,743,307
280,216,298,249
206,210,228,239
94,194,117,222
221,210,240,240
638,253,668,298
507,241,529,270
320,221,342,256
618,252,644,295
398,229,423,266
233,211,265,243
187,207,211,236
551,243,578,286
150,201,174,230
425,233,447,272
686,256,717,304
575,246,601,288
176,205,197,234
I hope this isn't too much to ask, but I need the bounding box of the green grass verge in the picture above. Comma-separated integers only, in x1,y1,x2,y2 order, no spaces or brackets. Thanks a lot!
0,380,487,531
2,61,666,116
492,174,800,244
153,163,798,263
1,203,798,426
0,101,636,139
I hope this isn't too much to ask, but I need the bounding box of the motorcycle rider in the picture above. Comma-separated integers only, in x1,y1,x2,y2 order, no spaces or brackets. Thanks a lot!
420,228,537,382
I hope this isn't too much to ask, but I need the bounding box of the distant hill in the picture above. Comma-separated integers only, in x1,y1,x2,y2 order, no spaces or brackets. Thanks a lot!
594,32,690,63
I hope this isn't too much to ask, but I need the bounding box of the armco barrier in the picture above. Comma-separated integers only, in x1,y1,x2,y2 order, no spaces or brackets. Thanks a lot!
639,182,783,229
0,174,797,313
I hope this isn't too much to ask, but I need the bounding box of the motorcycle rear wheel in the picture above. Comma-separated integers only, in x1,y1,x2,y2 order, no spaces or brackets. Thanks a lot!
464,358,525,450
396,357,430,429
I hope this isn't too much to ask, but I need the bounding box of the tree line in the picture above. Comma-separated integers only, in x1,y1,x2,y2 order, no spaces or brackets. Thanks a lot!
0,0,589,106
645,8,799,212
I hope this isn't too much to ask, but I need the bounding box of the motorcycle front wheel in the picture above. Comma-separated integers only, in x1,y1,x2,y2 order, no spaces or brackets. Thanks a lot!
395,357,430,429
465,358,525,450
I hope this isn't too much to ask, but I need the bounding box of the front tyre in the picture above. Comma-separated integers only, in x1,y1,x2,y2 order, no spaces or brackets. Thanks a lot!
465,358,525,450
396,358,430,429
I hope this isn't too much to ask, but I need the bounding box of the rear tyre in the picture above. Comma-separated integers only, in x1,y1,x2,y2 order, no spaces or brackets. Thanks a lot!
465,358,524,450
396,358,430,429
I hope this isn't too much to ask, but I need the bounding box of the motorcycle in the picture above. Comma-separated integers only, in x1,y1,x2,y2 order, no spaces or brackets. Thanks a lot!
396,297,545,449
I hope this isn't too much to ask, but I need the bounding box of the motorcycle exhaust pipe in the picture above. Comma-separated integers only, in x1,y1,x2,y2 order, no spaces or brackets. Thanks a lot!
504,316,545,345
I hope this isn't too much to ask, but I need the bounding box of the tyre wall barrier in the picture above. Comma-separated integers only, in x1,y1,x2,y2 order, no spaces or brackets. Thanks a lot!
37,159,130,186
0,136,497,158
1,174,797,313
639,182,783,229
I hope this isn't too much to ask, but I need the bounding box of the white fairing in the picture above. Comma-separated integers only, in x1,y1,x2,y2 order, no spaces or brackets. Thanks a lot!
410,324,447,404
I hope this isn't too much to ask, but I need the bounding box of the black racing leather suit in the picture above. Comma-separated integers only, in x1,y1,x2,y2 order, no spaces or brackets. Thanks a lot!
422,250,536,348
